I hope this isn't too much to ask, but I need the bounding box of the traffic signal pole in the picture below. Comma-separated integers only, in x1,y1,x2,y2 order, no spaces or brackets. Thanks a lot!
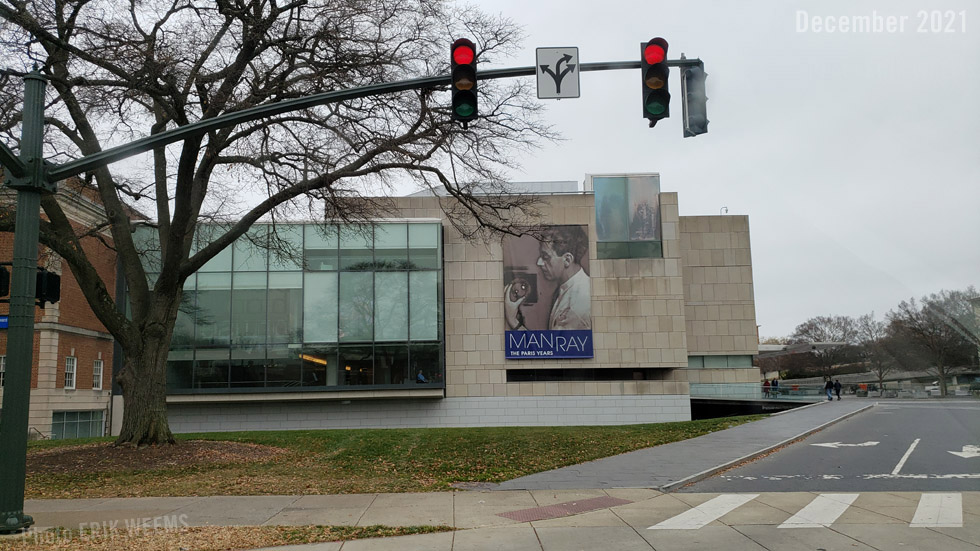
0,54,704,534
0,70,49,533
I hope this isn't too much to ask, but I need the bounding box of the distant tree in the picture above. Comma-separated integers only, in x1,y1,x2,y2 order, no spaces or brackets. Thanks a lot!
755,336,787,378
888,287,979,396
857,312,892,396
790,315,858,378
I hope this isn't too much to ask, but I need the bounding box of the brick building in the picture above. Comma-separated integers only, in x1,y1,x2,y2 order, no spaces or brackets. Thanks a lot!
0,180,115,439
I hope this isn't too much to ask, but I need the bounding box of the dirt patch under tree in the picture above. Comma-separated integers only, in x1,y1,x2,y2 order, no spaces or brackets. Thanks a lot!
28,440,289,475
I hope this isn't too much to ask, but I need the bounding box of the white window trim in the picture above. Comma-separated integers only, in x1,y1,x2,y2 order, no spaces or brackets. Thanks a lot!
0,355,5,387
93,359,103,391
64,356,76,390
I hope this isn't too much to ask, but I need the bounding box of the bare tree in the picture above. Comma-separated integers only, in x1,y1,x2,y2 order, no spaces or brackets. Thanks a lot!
888,288,979,397
790,315,858,378
0,0,555,445
857,312,892,396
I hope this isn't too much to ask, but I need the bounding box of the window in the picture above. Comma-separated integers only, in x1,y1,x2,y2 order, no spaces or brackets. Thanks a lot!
195,273,232,346
339,272,373,342
231,272,267,345
93,359,103,390
157,221,445,392
51,410,105,440
64,356,77,390
0,355,5,387
593,175,663,259
375,272,408,341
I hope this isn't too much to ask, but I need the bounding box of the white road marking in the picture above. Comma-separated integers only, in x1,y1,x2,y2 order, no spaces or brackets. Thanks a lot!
778,493,859,528
948,445,980,459
811,441,879,448
648,494,759,530
910,493,963,528
891,438,920,475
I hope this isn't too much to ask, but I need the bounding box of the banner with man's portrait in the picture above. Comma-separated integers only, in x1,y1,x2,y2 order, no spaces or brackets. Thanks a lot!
502,225,593,359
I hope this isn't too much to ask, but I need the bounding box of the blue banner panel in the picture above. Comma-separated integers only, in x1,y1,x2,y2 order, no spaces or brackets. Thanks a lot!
505,329,594,359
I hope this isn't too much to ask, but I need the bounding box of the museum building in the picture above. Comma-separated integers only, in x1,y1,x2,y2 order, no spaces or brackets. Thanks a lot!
147,174,761,433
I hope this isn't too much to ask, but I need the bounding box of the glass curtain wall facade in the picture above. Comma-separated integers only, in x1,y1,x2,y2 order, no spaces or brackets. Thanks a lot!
144,222,443,394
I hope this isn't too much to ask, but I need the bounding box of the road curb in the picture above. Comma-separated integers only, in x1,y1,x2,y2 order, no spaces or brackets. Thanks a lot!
658,402,877,493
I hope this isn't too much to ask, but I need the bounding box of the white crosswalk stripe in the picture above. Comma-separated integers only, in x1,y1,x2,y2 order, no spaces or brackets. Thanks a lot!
648,494,759,530
648,493,968,531
910,493,963,528
778,493,859,528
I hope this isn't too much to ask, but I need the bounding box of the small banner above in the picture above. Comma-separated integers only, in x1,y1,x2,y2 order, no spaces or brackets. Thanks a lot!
506,329,594,359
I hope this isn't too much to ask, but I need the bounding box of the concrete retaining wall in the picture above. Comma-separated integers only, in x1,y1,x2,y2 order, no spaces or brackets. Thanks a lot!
167,394,692,432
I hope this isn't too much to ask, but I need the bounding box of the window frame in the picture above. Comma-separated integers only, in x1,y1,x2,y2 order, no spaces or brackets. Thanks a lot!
64,356,77,390
93,359,103,391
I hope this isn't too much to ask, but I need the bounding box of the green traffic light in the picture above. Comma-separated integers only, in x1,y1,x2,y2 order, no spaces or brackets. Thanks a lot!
455,103,475,117
645,100,667,116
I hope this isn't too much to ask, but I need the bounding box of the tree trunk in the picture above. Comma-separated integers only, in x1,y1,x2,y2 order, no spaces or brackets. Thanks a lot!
114,328,176,446
937,362,948,397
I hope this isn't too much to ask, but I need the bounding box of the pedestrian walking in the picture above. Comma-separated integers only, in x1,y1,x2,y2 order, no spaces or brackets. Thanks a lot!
771,378,778,397
824,379,834,401
763,379,770,398
833,379,842,401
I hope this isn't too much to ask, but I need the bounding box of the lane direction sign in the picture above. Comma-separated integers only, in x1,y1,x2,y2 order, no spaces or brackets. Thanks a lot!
948,445,980,459
811,441,879,449
536,47,580,99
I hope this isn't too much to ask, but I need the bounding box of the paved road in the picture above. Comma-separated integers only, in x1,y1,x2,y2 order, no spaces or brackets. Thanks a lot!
494,400,872,491
684,401,980,493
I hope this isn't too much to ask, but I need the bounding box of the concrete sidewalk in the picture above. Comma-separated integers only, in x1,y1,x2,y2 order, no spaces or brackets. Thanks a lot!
18,399,887,550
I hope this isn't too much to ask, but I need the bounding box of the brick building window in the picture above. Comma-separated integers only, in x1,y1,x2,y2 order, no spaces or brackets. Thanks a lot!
51,410,104,440
64,356,76,390
93,359,103,391
0,355,5,387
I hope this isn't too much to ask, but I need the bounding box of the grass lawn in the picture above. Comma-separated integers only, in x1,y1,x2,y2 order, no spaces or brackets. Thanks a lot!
26,416,764,498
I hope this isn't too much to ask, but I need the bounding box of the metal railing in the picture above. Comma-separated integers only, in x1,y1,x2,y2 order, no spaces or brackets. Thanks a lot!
690,383,827,401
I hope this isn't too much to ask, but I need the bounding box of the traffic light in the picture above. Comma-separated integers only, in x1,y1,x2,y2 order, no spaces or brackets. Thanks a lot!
641,37,670,126
682,63,709,137
35,269,60,306
0,266,8,297
450,38,478,123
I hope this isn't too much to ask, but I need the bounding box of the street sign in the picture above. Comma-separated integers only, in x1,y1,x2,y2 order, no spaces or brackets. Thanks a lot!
536,47,580,99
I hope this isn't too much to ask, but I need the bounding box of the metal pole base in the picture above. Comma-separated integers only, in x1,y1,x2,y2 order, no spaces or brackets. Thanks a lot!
1,511,34,534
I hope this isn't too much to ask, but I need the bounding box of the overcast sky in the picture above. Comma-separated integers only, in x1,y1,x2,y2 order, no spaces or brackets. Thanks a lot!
475,0,980,338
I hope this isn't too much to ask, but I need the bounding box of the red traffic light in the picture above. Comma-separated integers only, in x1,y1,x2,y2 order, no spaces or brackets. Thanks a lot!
640,37,670,125
451,39,478,123
452,44,475,65
643,42,667,65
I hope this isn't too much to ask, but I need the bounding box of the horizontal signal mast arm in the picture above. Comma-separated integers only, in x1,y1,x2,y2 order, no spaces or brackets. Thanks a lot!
41,58,701,182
